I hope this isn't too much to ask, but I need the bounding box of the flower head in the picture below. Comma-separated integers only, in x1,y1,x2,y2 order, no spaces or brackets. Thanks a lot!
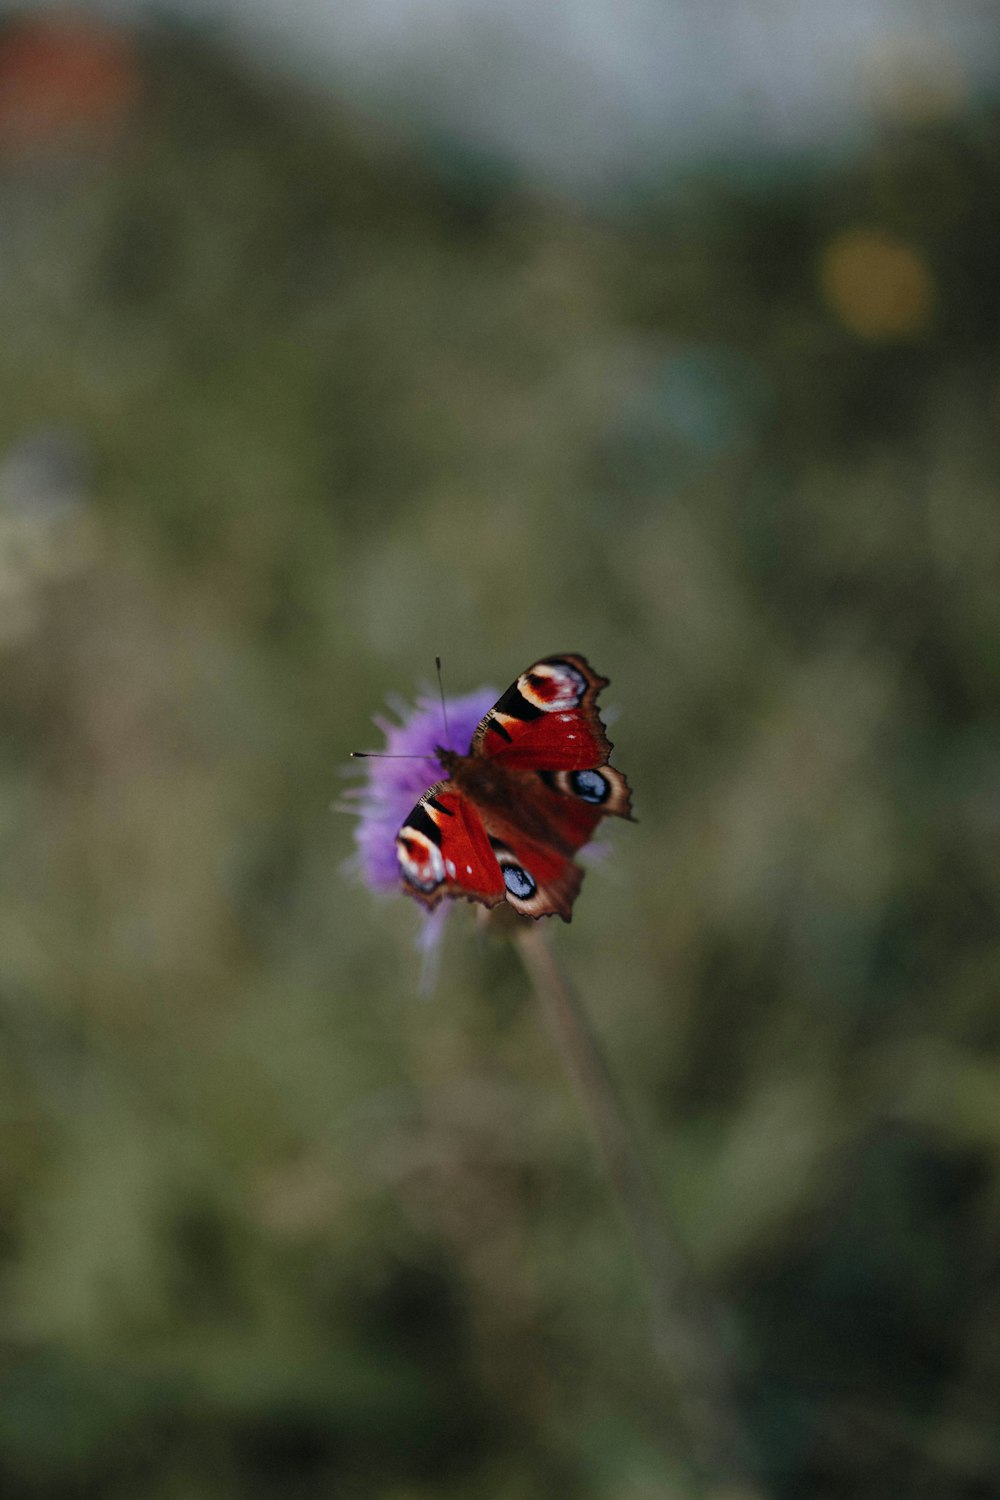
343,680,498,992
344,682,497,895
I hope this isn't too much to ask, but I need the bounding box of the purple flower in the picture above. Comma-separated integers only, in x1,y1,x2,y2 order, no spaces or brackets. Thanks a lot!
342,680,498,991
343,682,498,895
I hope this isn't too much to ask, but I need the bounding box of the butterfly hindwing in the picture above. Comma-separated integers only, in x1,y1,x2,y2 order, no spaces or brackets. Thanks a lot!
486,828,584,921
535,765,633,829
474,764,632,920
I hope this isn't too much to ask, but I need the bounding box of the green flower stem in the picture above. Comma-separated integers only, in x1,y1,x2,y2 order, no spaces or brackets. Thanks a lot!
514,923,765,1499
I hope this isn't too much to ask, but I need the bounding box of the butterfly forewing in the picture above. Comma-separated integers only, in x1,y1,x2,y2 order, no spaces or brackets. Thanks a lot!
396,783,505,911
470,655,613,770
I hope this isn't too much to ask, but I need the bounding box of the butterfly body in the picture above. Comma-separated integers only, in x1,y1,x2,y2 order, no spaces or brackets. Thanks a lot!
396,655,632,922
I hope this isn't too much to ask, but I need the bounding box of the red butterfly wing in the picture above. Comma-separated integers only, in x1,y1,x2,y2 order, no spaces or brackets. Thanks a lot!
470,654,613,771
476,819,584,921
396,782,505,912
475,762,633,920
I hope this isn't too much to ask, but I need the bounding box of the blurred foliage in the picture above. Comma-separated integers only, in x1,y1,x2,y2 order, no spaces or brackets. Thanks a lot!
1,17,1000,1500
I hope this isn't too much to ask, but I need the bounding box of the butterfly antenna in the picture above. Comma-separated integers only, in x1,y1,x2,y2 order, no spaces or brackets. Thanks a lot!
435,656,451,748
350,751,439,759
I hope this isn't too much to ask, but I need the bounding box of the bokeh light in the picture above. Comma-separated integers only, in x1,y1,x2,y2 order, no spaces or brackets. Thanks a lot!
820,228,935,339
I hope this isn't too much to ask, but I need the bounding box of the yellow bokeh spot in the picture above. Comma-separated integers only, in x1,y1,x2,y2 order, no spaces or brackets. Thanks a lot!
820,229,935,340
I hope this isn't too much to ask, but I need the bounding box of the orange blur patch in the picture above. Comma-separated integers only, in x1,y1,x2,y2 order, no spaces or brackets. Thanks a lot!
0,15,139,157
820,229,935,341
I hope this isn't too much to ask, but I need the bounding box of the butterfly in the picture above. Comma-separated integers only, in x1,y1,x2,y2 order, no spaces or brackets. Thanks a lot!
396,655,633,921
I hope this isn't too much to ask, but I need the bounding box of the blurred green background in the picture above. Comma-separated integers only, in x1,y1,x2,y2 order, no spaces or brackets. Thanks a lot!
1,9,999,1498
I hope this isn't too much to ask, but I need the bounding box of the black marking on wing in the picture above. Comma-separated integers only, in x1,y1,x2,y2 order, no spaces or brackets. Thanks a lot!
492,682,544,722
488,717,513,743
407,802,443,846
427,795,454,816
